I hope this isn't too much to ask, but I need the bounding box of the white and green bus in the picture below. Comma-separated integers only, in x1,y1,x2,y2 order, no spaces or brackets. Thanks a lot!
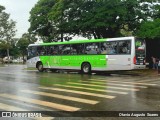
27,37,146,74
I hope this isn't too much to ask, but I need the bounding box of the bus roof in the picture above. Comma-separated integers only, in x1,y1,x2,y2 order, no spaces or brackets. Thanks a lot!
28,37,134,47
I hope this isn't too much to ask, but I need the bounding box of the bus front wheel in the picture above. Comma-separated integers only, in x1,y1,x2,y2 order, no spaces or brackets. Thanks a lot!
37,62,44,72
81,63,91,74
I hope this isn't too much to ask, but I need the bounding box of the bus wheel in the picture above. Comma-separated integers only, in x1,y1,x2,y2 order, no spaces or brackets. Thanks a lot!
81,63,91,74
37,62,44,72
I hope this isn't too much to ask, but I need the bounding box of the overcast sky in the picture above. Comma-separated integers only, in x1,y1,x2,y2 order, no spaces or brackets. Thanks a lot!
0,0,38,38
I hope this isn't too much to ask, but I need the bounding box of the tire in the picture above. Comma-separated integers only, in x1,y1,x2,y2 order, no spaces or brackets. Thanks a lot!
37,62,44,72
81,63,91,74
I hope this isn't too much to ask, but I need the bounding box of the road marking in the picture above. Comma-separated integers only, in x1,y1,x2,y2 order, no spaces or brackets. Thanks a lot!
107,81,157,86
90,77,160,83
67,82,139,91
150,81,160,84
87,79,156,86
78,81,147,88
54,84,128,94
89,78,138,82
39,87,115,99
21,90,99,105
0,103,28,111
97,76,151,80
136,79,160,83
0,94,80,112
0,97,54,111
89,78,136,82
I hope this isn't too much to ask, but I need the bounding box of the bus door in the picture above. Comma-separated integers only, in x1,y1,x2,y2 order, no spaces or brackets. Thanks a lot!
49,45,60,68
59,45,70,67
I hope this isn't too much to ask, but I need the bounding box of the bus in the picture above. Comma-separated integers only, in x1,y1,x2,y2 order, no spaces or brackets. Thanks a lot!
27,37,146,74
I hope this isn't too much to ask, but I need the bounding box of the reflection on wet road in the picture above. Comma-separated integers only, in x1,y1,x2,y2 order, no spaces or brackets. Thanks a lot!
0,65,160,120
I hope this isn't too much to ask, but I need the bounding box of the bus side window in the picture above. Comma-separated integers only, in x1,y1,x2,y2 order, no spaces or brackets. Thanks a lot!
85,43,99,54
41,47,46,55
50,46,58,55
50,47,53,55
118,41,131,54
58,45,63,55
59,45,71,55
70,45,77,55
101,42,117,54
71,44,84,55
45,46,50,55
71,48,77,55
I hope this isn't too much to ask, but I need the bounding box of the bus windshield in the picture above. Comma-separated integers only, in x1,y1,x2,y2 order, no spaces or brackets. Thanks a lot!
135,39,146,65
27,46,37,59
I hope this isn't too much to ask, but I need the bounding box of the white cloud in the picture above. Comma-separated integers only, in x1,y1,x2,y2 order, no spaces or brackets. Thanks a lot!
0,0,38,38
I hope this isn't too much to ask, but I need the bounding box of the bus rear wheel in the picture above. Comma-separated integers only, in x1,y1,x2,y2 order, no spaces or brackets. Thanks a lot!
81,63,91,74
37,62,44,72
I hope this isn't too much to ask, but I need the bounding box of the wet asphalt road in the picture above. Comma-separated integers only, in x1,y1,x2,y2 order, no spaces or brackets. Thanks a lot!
0,64,160,120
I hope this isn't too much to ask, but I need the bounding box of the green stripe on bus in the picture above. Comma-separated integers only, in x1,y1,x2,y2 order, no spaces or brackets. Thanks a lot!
40,55,107,68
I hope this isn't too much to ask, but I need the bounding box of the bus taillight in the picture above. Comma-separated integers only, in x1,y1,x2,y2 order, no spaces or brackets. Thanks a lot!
133,56,136,64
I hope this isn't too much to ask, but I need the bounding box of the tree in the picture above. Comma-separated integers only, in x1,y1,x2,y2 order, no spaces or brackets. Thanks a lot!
0,5,16,61
0,5,6,38
16,33,37,63
137,19,160,39
10,38,20,58
0,41,11,56
137,2,160,39
16,38,29,64
29,0,56,42
21,33,37,43
29,0,157,42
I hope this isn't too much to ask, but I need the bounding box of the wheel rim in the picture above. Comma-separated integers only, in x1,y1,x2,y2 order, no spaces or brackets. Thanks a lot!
38,64,43,71
83,64,90,73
